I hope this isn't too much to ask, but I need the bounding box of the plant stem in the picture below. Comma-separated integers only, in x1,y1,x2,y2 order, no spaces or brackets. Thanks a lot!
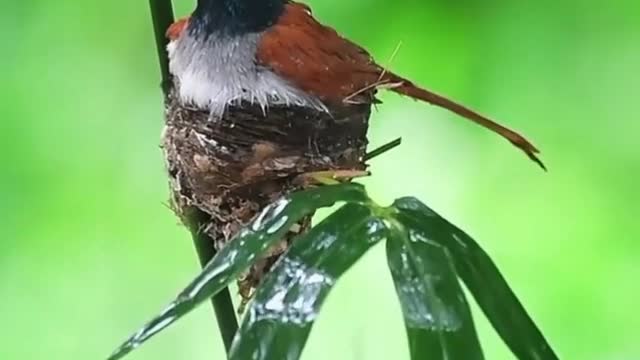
148,0,175,96
148,0,239,354
364,137,402,161
189,221,240,353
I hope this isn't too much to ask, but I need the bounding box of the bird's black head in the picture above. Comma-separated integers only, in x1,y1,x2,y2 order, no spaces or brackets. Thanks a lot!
190,0,286,37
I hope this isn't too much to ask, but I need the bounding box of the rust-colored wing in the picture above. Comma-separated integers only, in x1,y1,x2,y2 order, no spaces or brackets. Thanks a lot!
256,2,384,103
256,2,544,168
166,17,189,41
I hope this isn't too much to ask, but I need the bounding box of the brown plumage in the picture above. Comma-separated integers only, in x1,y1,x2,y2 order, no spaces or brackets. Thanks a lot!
166,17,188,40
168,1,545,169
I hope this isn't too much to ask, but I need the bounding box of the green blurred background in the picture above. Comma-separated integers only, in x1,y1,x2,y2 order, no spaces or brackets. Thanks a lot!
1,0,638,359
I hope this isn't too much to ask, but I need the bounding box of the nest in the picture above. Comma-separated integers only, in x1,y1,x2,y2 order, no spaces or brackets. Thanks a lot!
161,91,372,303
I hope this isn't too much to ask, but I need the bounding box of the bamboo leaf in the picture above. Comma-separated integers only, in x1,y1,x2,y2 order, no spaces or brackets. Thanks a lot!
393,197,559,360
386,220,483,360
229,203,387,360
107,183,370,360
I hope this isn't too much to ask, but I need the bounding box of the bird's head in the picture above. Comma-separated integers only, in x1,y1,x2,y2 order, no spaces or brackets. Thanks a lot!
190,0,286,36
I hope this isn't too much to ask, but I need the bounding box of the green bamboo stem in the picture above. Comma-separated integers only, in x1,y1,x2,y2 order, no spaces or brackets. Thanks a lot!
188,213,240,354
148,0,176,96
147,0,239,354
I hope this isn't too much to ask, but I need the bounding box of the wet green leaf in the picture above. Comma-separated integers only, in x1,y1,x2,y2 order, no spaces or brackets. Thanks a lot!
393,197,559,360
107,183,370,360
386,220,483,360
229,203,387,360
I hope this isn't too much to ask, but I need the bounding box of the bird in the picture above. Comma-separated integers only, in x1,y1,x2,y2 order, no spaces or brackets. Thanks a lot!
165,0,545,169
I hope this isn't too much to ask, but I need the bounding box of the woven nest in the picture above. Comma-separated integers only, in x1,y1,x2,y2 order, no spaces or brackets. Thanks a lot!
161,91,372,303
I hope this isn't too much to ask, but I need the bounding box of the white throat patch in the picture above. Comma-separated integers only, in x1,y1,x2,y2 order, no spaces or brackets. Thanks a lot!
168,32,328,115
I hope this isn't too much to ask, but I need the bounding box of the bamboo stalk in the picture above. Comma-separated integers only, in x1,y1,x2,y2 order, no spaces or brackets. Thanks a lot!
148,0,175,96
147,0,239,354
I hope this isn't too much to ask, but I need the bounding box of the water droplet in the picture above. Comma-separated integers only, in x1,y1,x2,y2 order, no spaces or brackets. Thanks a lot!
396,197,435,215
366,218,385,234
395,278,462,331
264,290,287,312
187,261,232,298
408,229,440,247
251,198,290,232
252,206,270,231
451,233,469,250
137,314,178,343
248,257,334,326
266,215,288,235
266,198,290,219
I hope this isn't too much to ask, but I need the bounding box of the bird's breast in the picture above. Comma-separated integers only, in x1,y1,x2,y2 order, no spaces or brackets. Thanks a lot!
168,32,327,115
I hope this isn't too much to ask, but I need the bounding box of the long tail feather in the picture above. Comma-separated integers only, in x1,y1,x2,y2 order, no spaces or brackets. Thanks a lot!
389,75,546,170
